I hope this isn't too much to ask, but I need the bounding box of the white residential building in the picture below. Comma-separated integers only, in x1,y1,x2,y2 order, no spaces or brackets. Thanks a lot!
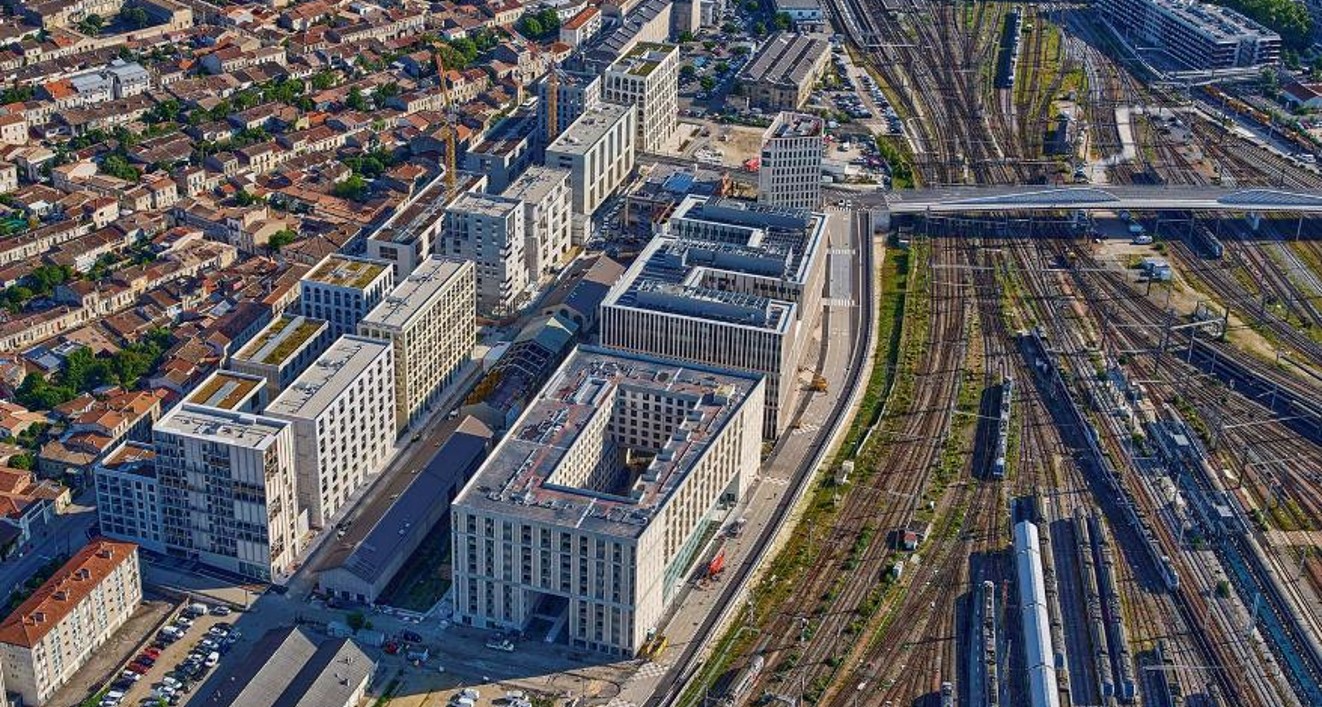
452,347,764,657
358,256,476,430
0,540,141,706
228,314,334,397
93,441,164,554
439,192,529,317
545,103,637,224
502,167,574,282
300,254,395,339
153,405,304,582
600,196,828,437
266,336,396,529
603,42,680,153
757,111,824,210
537,70,601,147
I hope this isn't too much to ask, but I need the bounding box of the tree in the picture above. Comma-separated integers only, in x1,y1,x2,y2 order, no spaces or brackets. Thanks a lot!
744,0,759,11
345,611,366,632
716,61,730,75
7,454,33,471
100,154,140,182
119,6,150,28
77,14,104,35
700,76,716,92
733,45,751,57
753,21,767,36
332,174,370,202
680,65,697,81
1221,0,1313,50
345,87,368,111
679,31,695,43
234,188,263,206
311,71,338,90
267,229,297,252
774,11,791,30
521,16,544,38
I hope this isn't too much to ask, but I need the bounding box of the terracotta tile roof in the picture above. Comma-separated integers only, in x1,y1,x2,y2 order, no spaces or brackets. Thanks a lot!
0,539,138,649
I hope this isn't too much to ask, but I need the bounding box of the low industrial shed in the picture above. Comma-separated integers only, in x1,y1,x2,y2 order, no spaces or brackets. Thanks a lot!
318,416,492,605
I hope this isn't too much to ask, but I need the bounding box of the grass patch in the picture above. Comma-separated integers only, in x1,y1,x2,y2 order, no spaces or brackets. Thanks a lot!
676,244,918,707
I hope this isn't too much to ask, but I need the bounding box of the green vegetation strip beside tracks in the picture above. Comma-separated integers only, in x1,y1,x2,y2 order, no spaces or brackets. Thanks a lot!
677,244,914,706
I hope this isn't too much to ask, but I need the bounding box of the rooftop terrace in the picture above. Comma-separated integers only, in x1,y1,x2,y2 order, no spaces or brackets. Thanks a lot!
307,254,390,289
186,370,266,410
235,315,328,366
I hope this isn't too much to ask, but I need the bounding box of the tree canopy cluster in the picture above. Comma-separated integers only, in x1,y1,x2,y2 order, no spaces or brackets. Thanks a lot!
517,8,561,39
1219,0,1314,50
15,329,173,410
2,265,74,314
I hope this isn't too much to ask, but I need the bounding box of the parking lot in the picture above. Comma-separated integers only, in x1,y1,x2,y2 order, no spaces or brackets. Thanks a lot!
109,603,242,706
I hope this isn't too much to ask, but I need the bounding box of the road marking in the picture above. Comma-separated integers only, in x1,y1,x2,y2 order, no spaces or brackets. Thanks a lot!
825,297,856,307
606,699,639,707
633,662,672,679
829,248,858,255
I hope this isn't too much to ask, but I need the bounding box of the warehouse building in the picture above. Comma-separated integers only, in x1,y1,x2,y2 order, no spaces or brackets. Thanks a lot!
737,33,831,111
318,417,491,605
192,626,376,707
451,347,764,656
358,256,476,431
1099,0,1280,70
265,336,396,529
600,195,827,437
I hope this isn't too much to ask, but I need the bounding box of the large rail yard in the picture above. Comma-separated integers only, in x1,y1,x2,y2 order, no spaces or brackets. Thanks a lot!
674,0,1322,706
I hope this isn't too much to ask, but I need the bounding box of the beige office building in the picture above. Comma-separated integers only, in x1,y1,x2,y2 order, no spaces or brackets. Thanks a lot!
266,336,396,529
603,42,680,153
0,540,141,706
600,196,828,437
545,103,637,221
452,347,764,656
358,256,476,430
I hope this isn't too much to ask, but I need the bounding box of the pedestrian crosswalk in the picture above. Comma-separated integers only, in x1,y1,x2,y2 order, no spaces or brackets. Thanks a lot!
825,297,856,307
605,698,638,707
829,247,858,256
634,661,671,679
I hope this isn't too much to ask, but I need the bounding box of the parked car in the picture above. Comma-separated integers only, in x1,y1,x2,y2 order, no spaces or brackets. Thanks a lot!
210,606,231,616
400,630,422,642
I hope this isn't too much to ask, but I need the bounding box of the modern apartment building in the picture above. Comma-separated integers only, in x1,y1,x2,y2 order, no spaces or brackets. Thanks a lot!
501,167,574,282
600,196,828,437
757,111,824,210
228,314,333,397
1099,0,1280,70
439,192,529,317
358,256,476,430
300,254,395,339
537,70,602,147
545,103,637,221
94,441,164,554
265,336,396,529
153,405,303,582
0,540,141,706
451,347,764,656
603,42,680,153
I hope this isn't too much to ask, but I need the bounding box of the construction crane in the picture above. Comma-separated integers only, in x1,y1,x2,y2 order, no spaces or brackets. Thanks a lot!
432,50,458,198
546,68,559,142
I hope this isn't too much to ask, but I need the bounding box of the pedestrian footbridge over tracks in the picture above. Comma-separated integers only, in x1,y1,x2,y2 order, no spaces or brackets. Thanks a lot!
882,186,1322,215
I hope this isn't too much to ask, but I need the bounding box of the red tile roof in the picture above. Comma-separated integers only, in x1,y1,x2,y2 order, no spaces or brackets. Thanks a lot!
0,539,138,649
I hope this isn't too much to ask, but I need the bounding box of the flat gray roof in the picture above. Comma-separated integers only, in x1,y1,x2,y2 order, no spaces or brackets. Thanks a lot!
265,336,392,421
545,103,634,157
454,346,760,538
359,256,468,332
154,404,288,450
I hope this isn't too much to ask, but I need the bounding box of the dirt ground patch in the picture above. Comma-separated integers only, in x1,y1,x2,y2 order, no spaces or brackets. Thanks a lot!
48,596,176,707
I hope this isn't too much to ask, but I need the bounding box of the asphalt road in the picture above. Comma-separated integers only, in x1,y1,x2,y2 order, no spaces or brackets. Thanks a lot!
0,492,98,598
